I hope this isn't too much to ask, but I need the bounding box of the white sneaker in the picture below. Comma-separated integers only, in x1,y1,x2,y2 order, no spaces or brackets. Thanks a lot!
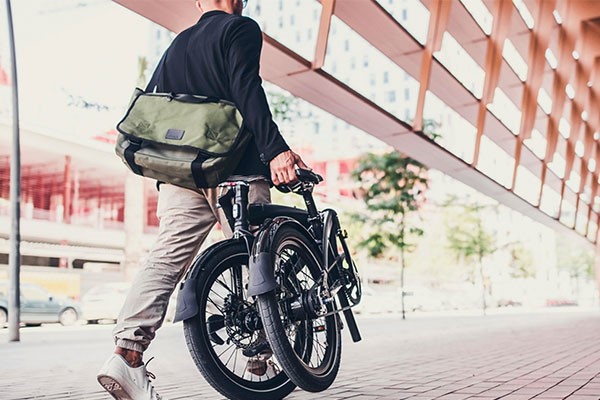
97,354,163,400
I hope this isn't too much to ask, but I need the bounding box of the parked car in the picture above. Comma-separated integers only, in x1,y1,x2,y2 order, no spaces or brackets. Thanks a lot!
0,282,81,327
81,282,130,324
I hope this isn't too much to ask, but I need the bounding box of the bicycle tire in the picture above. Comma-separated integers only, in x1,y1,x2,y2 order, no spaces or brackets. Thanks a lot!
183,241,296,400
257,225,342,393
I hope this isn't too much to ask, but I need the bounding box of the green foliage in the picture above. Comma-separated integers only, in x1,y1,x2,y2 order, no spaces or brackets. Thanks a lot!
422,119,442,141
352,151,428,259
508,243,535,279
443,196,497,314
267,91,299,123
556,240,594,280
443,196,496,281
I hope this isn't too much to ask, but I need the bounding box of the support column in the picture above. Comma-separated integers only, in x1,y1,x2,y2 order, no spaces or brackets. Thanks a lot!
63,155,72,224
595,240,600,308
123,174,145,279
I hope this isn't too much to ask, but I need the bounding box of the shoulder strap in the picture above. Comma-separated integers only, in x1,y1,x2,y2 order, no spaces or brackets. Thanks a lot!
145,52,167,93
145,28,196,94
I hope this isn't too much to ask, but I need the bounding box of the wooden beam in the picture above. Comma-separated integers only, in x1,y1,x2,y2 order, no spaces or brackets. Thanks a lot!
518,0,556,141
312,0,335,70
413,0,451,131
473,0,513,166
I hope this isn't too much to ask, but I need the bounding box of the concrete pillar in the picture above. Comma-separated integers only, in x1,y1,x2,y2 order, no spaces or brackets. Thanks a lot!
123,174,145,279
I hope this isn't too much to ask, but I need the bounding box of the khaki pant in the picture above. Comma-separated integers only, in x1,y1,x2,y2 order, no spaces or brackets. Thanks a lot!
113,179,270,353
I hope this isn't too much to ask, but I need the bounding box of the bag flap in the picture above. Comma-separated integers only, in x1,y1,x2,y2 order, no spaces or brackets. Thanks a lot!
117,92,244,156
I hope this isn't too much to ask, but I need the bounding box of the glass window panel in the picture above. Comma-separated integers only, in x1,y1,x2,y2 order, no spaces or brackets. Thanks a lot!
587,216,598,241
245,1,321,60
435,32,484,99
575,140,584,158
523,129,546,159
594,194,600,214
576,203,589,235
559,190,577,227
512,0,534,29
588,158,596,173
537,88,552,114
540,186,561,218
566,171,580,193
545,48,558,69
323,16,419,123
460,0,493,35
489,88,521,134
548,154,565,179
514,165,540,205
376,0,430,45
503,39,528,81
476,136,514,188
423,91,475,163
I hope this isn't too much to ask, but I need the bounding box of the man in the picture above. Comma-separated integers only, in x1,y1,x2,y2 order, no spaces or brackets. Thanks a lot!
97,1,307,399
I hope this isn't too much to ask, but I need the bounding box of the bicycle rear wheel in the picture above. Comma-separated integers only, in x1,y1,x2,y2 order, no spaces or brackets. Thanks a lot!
183,241,296,400
257,224,342,393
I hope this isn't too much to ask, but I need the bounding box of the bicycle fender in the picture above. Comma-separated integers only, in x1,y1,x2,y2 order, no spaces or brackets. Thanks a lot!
173,239,246,323
247,217,309,297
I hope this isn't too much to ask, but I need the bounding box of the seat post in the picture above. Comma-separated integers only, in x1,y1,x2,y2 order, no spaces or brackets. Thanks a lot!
233,182,250,238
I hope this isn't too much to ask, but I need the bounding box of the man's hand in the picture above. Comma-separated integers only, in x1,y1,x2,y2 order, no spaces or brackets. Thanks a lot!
269,150,309,186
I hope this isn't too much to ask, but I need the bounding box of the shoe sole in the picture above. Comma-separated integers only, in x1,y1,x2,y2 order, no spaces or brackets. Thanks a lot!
97,375,134,400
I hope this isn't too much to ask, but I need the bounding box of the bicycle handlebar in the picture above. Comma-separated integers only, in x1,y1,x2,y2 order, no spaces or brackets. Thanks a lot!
275,168,323,193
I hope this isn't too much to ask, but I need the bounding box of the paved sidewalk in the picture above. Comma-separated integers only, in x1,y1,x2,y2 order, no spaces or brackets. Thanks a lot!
1,310,600,399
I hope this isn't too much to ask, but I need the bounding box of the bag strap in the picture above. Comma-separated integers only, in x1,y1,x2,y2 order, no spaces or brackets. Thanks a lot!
145,28,195,93
145,52,167,93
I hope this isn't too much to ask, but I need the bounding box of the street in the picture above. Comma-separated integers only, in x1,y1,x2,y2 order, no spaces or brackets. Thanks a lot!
2,310,600,399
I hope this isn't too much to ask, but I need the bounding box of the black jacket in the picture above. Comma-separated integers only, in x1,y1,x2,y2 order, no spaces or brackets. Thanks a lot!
155,10,289,177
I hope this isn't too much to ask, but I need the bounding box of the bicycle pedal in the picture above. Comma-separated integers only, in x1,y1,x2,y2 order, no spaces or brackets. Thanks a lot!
242,341,270,357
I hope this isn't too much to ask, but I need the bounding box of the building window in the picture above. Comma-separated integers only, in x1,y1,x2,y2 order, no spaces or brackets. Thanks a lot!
387,91,396,102
383,71,389,83
278,17,283,28
279,0,283,11
290,15,295,25
402,9,408,21
404,88,410,101
344,40,350,51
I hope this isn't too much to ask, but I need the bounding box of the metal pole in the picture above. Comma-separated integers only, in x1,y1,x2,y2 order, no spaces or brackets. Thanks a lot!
5,0,21,342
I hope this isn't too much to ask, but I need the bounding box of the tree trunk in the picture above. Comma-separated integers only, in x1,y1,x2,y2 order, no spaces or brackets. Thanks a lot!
400,245,406,320
479,256,486,316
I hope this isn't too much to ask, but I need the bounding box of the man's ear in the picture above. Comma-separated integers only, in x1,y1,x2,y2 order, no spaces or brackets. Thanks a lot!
195,0,203,12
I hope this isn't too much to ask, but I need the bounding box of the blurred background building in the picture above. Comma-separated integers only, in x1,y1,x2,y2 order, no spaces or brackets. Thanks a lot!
0,0,598,313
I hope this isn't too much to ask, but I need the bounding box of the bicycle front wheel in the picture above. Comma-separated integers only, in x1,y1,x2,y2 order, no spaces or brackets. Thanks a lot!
257,224,342,393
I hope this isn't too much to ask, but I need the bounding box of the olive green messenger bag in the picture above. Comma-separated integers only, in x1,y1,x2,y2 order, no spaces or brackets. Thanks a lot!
115,41,249,190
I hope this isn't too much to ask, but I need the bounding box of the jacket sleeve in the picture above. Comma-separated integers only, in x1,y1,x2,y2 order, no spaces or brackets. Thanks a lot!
226,18,289,164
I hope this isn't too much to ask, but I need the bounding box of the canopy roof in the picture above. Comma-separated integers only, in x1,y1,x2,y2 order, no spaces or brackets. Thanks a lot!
113,0,600,246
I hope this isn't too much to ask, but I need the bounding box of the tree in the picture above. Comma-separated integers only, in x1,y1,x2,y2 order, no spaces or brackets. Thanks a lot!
508,243,535,279
444,196,496,315
556,240,594,298
352,151,428,319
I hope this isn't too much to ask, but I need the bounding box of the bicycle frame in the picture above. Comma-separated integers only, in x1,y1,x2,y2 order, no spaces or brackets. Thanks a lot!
174,177,362,342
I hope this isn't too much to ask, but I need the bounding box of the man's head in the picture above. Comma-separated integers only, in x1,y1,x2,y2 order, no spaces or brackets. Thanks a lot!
196,0,246,16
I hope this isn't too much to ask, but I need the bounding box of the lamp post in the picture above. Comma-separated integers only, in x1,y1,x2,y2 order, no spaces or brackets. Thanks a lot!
5,0,21,342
